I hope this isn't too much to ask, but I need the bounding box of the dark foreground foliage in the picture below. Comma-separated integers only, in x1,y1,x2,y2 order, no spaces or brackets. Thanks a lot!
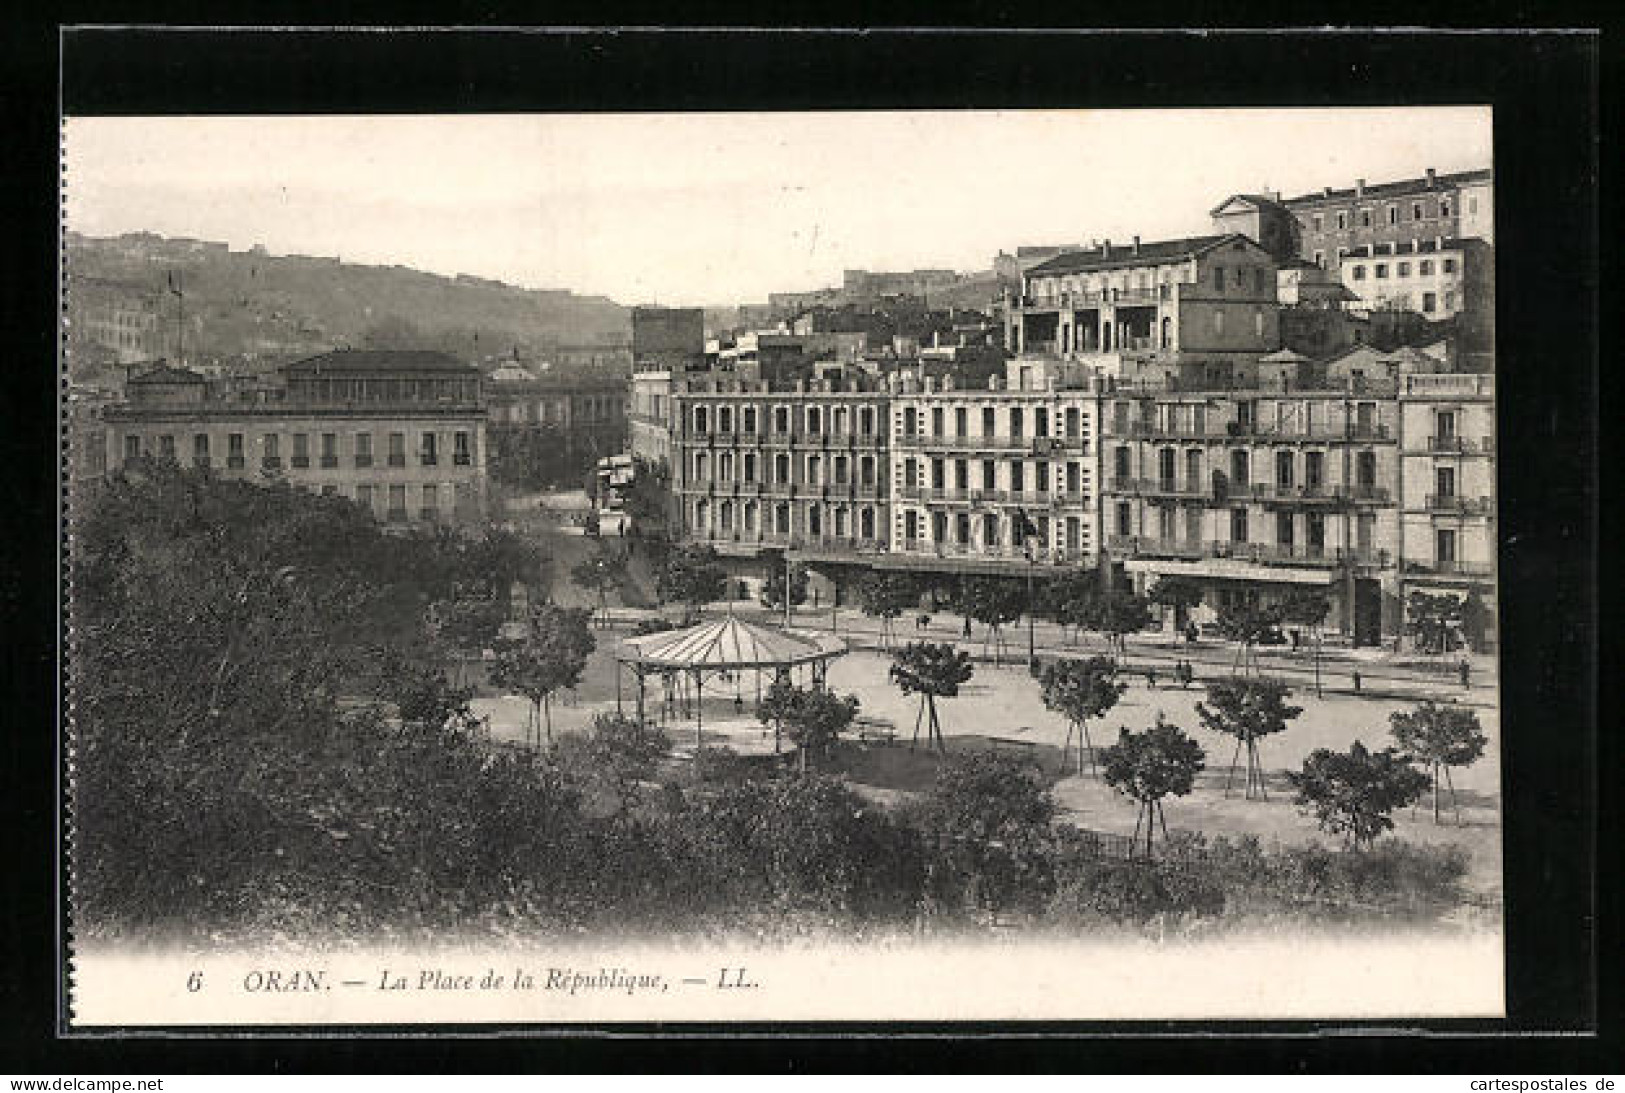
72,467,1485,943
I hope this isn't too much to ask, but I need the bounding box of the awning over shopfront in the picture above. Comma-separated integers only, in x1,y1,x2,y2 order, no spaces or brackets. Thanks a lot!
1122,558,1338,586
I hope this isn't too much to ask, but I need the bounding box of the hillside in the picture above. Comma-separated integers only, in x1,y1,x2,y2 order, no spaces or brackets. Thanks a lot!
64,232,631,371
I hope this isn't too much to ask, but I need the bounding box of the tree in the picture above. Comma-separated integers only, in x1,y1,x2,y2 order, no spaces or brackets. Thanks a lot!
423,595,505,684
1389,701,1489,824
759,548,808,614
961,576,1026,664
856,571,917,649
1046,569,1099,646
489,603,596,746
623,455,672,530
1149,576,1204,633
1288,742,1430,850
1405,590,1464,656
757,679,859,773
1039,656,1127,777
889,641,975,753
569,544,629,628
1215,597,1283,676
656,543,726,623
913,751,1057,915
1278,588,1331,696
1100,715,1206,858
1087,589,1155,659
556,712,671,818
1195,676,1303,800
1458,590,1491,653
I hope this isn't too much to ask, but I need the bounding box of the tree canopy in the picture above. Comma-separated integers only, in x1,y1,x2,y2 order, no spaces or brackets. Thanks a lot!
656,543,726,619
1389,701,1489,824
1405,590,1465,655
1100,715,1206,857
490,603,596,744
759,548,809,611
757,679,859,772
1039,656,1126,776
1288,742,1430,850
1195,676,1303,800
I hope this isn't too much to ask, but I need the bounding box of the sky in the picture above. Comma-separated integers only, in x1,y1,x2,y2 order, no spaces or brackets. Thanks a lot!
63,108,1492,307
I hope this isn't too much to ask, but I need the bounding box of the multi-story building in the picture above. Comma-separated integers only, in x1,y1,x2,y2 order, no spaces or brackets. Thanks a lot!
670,374,893,564
1396,371,1496,647
1003,233,1280,384
1336,237,1493,324
67,276,165,365
101,349,488,526
1284,167,1494,274
631,306,706,372
628,369,676,468
887,358,1099,574
1099,378,1403,643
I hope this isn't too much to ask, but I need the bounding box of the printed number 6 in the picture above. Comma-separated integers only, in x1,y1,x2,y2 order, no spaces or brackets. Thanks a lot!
186,971,203,993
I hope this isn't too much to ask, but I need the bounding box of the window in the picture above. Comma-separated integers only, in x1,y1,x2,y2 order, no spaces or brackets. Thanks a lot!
356,484,374,512
1254,308,1265,338
453,431,471,466
1065,407,1080,439
1398,262,1410,276
1313,250,1325,269
1229,448,1250,486
262,434,281,469
1312,213,1323,232
904,407,917,437
1420,259,1434,275
775,453,790,483
1360,209,1372,228
932,406,944,437
193,434,210,463
1305,451,1325,491
1186,449,1202,489
1230,507,1249,543
1009,407,1024,438
1435,410,1458,441
387,484,407,520
421,484,439,518
1276,511,1294,547
718,406,733,434
719,452,733,482
693,406,708,434
1011,461,1025,492
1436,528,1457,565
981,460,995,490
1213,267,1225,291
1387,205,1398,225
123,434,141,461
956,513,971,545
1435,465,1456,499
1034,407,1049,437
930,457,944,489
955,407,968,437
228,433,246,468
806,407,821,434
158,434,176,460
1423,292,1438,313
319,432,339,467
354,431,373,467
1443,258,1457,273
1214,309,1225,334
743,406,757,434
1441,197,1452,217
902,458,916,490
805,454,821,484
1116,501,1132,537
861,455,875,487
1444,290,1456,310
1113,446,1132,482
982,407,996,436
1275,450,1294,488
982,514,999,548
1035,461,1049,491
743,452,757,483
388,432,406,467
1352,264,1367,281
1375,264,1389,279
775,407,790,434
1066,461,1081,495
1307,513,1325,552
1336,211,1348,231
1412,201,1423,221
775,503,790,534
1357,450,1377,489
418,432,437,467
954,459,968,489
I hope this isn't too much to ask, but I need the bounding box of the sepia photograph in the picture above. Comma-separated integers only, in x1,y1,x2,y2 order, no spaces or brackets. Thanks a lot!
61,95,1515,1026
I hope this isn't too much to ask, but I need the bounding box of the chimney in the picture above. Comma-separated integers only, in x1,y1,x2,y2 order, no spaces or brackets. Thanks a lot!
1323,185,1333,198
1132,235,1141,256
1355,178,1366,198
1102,238,1112,256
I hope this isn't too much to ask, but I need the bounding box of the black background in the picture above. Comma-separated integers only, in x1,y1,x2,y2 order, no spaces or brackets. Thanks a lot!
1,22,1610,1073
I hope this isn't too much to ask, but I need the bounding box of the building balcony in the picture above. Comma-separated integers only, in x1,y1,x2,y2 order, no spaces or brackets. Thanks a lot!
1404,558,1494,578
1426,494,1494,516
907,434,1031,452
420,454,439,467
1108,534,1390,569
291,455,311,469
320,455,339,468
386,508,409,522
193,455,212,469
261,456,283,470
1425,435,1495,455
419,508,440,522
227,455,246,470
1108,477,1207,499
387,454,407,468
1254,421,1394,442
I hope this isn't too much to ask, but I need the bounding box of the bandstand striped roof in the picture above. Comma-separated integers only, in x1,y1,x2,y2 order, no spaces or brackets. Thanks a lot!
615,616,846,670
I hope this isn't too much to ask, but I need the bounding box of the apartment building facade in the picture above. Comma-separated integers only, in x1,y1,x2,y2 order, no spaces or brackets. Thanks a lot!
670,377,892,560
887,360,1100,574
1098,380,1403,643
1003,233,1281,382
1397,371,1497,647
1285,167,1494,274
102,350,488,526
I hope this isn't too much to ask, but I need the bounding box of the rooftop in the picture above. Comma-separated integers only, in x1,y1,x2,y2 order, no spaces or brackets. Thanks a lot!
282,349,478,376
1025,234,1242,276
129,364,206,385
1283,167,1493,207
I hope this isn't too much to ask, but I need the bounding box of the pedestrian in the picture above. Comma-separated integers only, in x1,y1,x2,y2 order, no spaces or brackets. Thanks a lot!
1145,667,1157,689
1459,659,1471,689
1185,621,1198,645
1352,669,1362,694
